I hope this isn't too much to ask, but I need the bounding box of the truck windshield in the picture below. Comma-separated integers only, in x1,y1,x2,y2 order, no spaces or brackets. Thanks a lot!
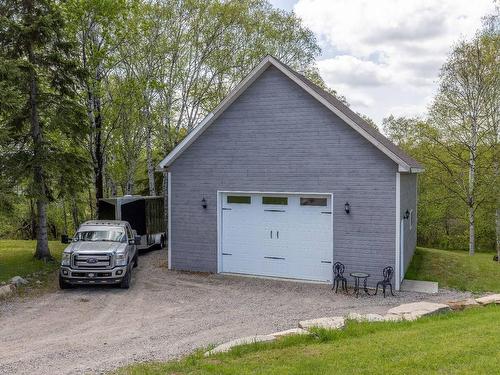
74,230,125,243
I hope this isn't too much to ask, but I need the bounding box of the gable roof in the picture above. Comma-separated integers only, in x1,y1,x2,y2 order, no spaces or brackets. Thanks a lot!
158,55,423,173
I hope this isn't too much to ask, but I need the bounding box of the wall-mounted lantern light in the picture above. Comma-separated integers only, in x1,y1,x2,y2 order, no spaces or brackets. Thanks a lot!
404,209,410,219
344,202,350,214
201,197,207,209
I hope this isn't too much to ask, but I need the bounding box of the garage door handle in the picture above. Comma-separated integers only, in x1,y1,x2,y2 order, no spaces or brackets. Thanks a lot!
270,230,273,239
222,252,232,256
321,261,332,264
276,231,279,239
264,256,285,260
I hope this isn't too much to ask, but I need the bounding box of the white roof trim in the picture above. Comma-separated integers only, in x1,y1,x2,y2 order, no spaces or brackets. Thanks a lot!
158,55,413,171
399,165,424,173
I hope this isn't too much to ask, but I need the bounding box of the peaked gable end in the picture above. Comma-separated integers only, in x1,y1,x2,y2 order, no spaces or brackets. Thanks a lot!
158,56,423,172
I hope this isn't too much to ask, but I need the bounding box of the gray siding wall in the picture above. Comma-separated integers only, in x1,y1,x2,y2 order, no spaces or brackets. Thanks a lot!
400,173,417,273
169,66,398,283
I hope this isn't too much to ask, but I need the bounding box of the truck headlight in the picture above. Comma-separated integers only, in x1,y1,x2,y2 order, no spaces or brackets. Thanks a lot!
115,253,128,266
61,253,71,266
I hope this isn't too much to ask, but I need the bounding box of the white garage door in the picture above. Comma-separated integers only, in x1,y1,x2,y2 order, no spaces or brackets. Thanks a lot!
220,192,333,282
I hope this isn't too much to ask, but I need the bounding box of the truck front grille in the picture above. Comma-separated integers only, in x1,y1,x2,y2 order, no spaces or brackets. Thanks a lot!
72,253,113,269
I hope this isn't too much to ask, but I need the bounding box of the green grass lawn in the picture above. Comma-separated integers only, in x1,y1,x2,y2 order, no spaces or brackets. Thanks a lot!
115,305,500,375
406,247,500,293
0,240,66,283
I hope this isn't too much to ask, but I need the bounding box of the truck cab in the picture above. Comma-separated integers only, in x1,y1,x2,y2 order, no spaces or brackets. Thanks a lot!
59,220,139,289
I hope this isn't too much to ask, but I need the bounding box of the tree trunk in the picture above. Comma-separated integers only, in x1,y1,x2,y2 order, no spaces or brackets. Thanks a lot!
27,32,51,260
146,122,156,196
94,94,104,215
88,187,94,219
494,113,499,261
71,196,79,232
125,175,134,195
35,198,50,260
62,199,68,235
496,203,499,262
468,118,477,256
495,157,499,262
468,166,476,256
109,177,117,197
32,117,52,260
85,85,103,218
468,204,475,256
142,95,156,196
82,22,105,218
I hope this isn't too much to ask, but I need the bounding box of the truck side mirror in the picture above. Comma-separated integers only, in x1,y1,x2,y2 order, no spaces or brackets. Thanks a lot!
134,235,141,245
61,234,72,244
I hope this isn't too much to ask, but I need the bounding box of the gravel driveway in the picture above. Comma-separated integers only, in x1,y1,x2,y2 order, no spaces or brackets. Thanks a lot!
0,248,469,375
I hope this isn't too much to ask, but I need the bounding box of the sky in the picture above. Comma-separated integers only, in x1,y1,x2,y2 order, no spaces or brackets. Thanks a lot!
269,0,496,124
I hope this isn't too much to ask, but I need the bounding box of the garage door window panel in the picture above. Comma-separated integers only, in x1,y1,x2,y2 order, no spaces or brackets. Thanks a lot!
227,195,251,204
300,197,327,206
262,197,288,205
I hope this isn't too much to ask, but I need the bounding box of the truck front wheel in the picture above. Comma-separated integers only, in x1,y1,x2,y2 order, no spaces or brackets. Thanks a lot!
119,267,132,289
59,274,72,290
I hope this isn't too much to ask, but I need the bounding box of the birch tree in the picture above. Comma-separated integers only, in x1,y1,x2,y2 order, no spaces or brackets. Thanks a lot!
65,0,132,215
481,13,500,260
105,76,146,195
428,34,499,255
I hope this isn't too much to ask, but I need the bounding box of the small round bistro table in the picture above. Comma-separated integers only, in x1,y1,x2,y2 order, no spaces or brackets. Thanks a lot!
350,272,371,298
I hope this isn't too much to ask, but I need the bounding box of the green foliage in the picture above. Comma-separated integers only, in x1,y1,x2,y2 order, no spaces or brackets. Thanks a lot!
114,306,500,374
406,247,500,293
382,115,422,149
0,0,322,237
382,20,499,251
0,0,89,248
426,29,499,254
1,0,495,254
0,240,66,282
0,0,87,166
384,114,498,250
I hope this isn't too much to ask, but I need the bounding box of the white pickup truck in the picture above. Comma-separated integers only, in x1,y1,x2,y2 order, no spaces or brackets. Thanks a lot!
59,220,139,289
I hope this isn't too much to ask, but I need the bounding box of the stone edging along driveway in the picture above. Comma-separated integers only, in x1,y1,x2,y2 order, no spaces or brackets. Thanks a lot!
206,294,500,355
0,249,479,375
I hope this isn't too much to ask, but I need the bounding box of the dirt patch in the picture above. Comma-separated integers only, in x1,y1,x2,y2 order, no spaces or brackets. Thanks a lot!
0,248,470,375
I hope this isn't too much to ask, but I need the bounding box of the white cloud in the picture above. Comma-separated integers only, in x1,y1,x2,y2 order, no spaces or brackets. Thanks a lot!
293,0,495,123
317,56,394,87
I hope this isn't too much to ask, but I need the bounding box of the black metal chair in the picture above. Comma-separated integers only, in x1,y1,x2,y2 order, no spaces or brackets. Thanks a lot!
332,262,348,293
374,266,395,297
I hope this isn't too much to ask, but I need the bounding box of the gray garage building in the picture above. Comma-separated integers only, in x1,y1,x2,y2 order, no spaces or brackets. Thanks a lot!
158,55,423,290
